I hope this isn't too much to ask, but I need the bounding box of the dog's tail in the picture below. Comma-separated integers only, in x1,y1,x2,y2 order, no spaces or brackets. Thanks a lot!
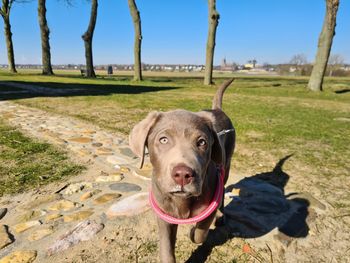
212,78,235,110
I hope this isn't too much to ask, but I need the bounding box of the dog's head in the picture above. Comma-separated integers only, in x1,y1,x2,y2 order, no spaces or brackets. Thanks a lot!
129,110,222,198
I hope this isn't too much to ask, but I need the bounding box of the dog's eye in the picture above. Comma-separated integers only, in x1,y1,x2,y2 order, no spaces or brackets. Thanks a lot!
197,138,207,147
159,137,168,144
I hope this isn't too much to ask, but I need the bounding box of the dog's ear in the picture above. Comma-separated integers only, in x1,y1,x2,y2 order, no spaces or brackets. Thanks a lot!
210,129,223,164
196,111,223,165
129,111,161,168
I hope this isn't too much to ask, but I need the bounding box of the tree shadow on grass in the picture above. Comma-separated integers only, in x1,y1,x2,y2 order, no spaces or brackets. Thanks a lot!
334,88,350,94
0,80,180,101
186,155,310,263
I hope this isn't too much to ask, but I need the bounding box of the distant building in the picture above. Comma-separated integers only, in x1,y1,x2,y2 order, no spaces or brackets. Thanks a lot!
244,63,254,69
220,57,236,71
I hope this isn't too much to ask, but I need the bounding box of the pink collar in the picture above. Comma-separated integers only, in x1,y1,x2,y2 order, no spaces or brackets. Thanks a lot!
149,166,225,225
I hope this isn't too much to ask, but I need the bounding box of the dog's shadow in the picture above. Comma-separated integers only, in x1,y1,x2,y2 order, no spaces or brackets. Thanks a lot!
186,155,310,263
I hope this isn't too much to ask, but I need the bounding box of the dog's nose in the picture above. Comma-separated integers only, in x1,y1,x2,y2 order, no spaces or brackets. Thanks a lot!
171,165,194,186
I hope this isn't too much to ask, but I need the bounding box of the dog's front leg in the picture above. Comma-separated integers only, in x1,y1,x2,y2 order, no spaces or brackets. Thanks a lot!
190,211,216,244
157,218,178,263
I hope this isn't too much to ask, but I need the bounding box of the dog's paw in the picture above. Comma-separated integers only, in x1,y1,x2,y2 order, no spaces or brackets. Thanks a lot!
189,227,207,244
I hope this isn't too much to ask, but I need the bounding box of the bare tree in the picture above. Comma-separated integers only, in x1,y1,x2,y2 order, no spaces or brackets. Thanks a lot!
249,59,257,68
82,0,97,78
0,0,17,73
290,53,308,73
38,0,53,75
308,0,340,91
328,54,344,76
128,0,142,81
204,0,219,85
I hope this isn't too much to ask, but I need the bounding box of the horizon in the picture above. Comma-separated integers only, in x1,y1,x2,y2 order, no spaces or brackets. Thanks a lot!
0,1,349,65
1,60,350,67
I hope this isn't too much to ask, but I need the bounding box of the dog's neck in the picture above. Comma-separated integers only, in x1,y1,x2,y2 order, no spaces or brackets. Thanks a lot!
151,162,217,219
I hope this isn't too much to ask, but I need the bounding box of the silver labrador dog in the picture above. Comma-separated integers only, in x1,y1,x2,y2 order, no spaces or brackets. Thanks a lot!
129,79,235,263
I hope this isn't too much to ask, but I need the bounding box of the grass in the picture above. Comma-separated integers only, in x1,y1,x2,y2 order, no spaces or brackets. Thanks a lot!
0,119,84,196
0,69,349,190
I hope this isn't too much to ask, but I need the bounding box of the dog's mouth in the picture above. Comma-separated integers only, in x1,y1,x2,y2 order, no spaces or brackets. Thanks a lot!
170,191,192,198
169,185,189,196
169,184,199,198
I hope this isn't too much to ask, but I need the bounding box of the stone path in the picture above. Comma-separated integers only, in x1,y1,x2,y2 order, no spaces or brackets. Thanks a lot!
0,100,153,262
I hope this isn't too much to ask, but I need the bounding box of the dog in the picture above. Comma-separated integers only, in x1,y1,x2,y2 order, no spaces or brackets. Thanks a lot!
129,78,235,263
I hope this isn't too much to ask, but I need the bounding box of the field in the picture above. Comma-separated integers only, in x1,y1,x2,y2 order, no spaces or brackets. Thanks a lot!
1,70,349,182
0,69,349,262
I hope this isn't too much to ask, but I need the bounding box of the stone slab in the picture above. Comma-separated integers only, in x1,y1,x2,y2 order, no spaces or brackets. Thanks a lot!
80,189,102,201
63,210,94,222
93,194,121,205
47,220,104,255
68,137,93,143
95,147,114,155
0,250,37,263
106,155,130,165
48,200,78,211
109,183,142,193
106,192,150,218
27,227,54,241
95,175,123,183
133,162,153,180
13,220,42,233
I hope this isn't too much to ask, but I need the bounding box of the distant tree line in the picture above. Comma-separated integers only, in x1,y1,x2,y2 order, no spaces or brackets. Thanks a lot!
283,52,347,77
0,0,344,90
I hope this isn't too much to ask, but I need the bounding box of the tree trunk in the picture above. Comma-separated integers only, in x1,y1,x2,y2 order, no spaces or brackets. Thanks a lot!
4,17,16,73
1,0,16,73
38,0,53,75
307,0,339,91
128,0,142,81
204,0,219,85
82,0,97,78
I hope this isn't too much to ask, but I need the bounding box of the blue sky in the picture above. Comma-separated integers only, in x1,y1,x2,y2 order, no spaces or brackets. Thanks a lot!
0,0,349,65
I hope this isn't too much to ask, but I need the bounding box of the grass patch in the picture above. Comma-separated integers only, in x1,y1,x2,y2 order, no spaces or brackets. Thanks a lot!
0,119,84,196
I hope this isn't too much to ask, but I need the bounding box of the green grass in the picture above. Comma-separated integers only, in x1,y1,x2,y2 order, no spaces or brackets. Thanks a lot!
1,69,349,180
0,119,84,196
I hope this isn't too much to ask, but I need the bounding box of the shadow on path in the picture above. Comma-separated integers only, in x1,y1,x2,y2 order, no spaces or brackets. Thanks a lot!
186,155,310,263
